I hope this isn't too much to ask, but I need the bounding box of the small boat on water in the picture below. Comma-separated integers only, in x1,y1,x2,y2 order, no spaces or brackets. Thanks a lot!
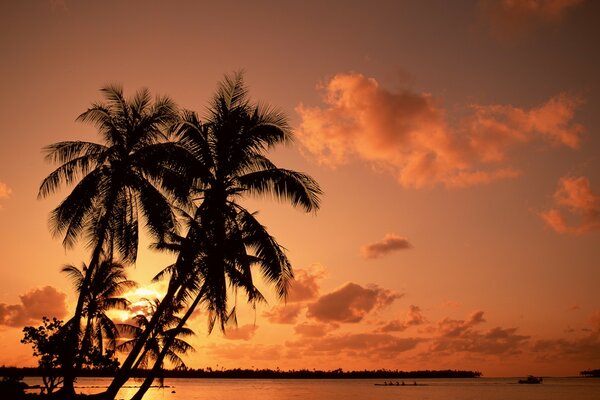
518,376,543,384
374,381,424,386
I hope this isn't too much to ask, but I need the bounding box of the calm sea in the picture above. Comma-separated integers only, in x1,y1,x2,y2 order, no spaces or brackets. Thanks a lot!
23,377,600,400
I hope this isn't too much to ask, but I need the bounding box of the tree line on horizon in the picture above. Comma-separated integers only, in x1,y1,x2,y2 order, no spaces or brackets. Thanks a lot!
0,366,483,380
22,71,322,399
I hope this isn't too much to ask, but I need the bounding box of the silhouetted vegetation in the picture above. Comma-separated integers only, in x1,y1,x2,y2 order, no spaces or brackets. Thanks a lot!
0,366,481,379
580,369,600,377
0,374,28,399
34,72,323,400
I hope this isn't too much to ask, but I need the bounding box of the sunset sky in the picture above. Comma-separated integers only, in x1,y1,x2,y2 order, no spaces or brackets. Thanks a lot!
1,0,599,377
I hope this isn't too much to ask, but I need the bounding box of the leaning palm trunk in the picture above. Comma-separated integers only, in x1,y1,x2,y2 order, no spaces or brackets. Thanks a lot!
130,290,202,400
61,213,112,396
103,281,179,399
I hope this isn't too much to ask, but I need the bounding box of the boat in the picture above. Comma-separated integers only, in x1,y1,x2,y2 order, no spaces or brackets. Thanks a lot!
518,375,543,384
374,381,424,386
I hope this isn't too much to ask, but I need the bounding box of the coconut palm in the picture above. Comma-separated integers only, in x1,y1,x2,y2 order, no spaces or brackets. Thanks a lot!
126,71,322,400
116,298,194,371
62,260,136,363
38,86,186,395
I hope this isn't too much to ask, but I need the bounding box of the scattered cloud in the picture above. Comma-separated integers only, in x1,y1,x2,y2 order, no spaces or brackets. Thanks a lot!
0,181,11,208
540,176,600,235
286,332,422,359
262,266,326,324
479,0,585,39
307,282,402,323
296,73,583,188
262,303,303,324
531,310,600,362
287,267,325,303
0,286,68,327
379,305,427,332
360,234,412,259
223,324,259,341
429,311,529,355
294,322,339,338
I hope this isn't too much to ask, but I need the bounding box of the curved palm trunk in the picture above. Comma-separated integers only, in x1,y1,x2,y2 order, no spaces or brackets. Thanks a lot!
103,279,181,399
61,188,119,398
76,317,93,370
60,225,109,397
130,291,202,400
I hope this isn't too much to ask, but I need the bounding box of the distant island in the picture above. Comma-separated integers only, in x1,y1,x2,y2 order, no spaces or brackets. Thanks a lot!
580,369,600,377
0,366,481,379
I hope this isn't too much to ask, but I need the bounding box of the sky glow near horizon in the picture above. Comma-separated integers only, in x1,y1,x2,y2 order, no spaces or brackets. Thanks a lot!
0,0,599,377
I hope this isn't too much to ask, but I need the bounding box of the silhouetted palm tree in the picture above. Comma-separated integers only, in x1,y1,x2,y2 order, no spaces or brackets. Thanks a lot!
127,71,322,400
116,298,194,371
38,86,184,395
62,260,136,363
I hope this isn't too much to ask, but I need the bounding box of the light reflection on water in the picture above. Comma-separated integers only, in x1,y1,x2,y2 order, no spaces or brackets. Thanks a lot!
23,377,600,400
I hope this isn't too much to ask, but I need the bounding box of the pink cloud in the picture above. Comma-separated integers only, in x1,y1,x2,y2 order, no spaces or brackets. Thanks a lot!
531,310,600,362
0,181,10,199
296,73,583,188
360,234,412,259
223,324,259,341
262,266,326,324
287,267,324,303
286,332,422,359
262,303,303,324
294,322,339,338
429,311,529,355
307,282,402,323
479,0,585,39
540,176,600,235
0,286,68,327
0,181,11,209
379,305,427,333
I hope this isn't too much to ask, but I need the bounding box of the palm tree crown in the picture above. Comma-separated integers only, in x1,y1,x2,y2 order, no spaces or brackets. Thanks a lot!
117,298,195,370
62,260,136,357
173,71,322,330
38,85,185,262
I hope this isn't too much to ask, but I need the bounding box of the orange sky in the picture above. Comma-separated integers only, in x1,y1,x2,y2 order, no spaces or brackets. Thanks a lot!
0,0,599,377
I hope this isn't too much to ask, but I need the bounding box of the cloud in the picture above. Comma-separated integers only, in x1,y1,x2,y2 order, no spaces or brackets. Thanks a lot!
223,324,259,341
531,310,600,362
479,0,585,39
262,303,303,324
296,73,583,188
379,305,427,333
0,286,68,327
540,176,600,235
294,322,339,338
287,267,325,303
262,266,326,324
0,181,11,208
286,332,422,359
429,311,529,355
307,282,402,323
0,181,10,199
361,234,412,259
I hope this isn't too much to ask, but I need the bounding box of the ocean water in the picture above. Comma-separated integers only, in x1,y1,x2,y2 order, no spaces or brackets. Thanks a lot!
23,377,600,400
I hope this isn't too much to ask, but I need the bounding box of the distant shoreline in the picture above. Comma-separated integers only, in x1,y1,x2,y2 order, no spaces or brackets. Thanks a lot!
0,367,481,379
